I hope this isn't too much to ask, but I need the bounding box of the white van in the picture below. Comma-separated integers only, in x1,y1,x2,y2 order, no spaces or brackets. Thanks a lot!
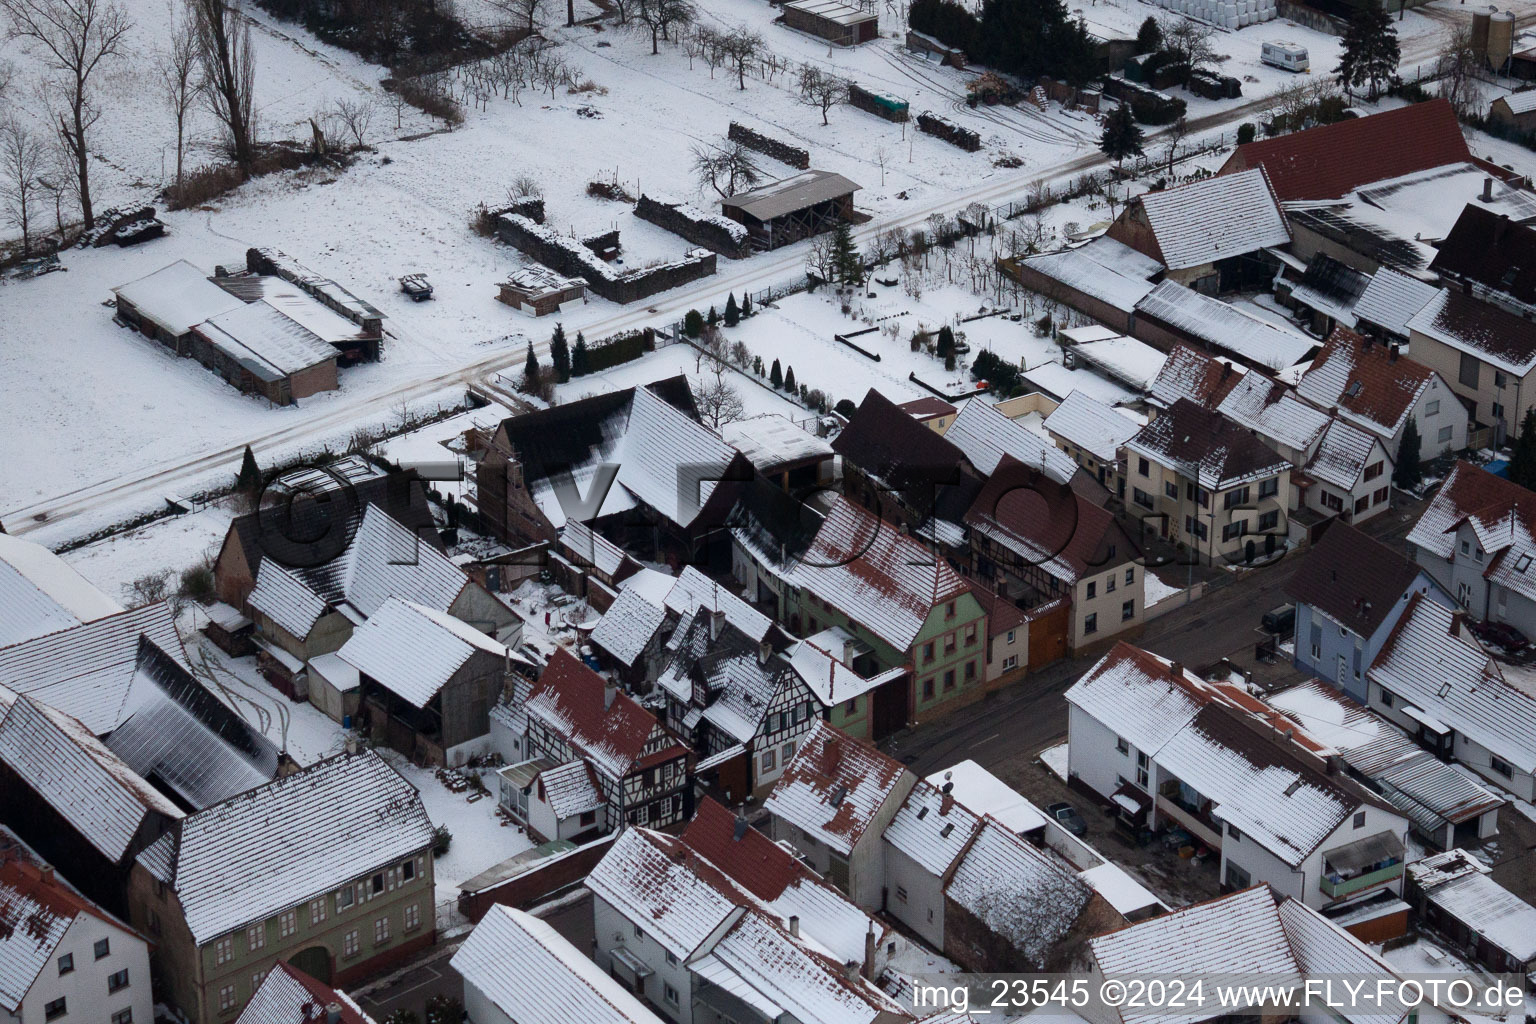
1262,41,1310,72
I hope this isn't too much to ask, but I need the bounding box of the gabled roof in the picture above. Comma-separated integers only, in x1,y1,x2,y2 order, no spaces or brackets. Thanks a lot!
1430,203,1536,308
0,693,182,863
719,169,861,222
1042,390,1140,464
589,586,669,668
560,519,631,578
337,597,508,707
1135,281,1316,373
585,827,746,958
784,498,973,651
452,906,660,1024
1406,460,1536,604
0,534,122,647
0,601,184,734
538,759,606,818
1289,253,1369,327
1296,328,1440,438
1015,236,1162,313
1406,287,1536,376
762,721,912,857
1065,643,1218,754
111,259,245,336
963,455,1137,586
1215,372,1331,453
1285,522,1426,638
1127,399,1290,491
194,300,337,383
883,779,982,876
1305,416,1387,491
722,414,833,474
1219,99,1472,202
238,963,378,1024
1353,268,1443,339
0,860,130,1013
1146,344,1245,410
525,649,681,779
1130,167,1290,269
944,398,1078,483
664,566,773,644
136,750,433,945
785,630,905,707
832,390,976,514
656,614,786,745
1370,593,1536,774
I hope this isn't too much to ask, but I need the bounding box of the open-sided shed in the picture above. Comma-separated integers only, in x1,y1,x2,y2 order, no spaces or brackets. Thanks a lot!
720,170,860,251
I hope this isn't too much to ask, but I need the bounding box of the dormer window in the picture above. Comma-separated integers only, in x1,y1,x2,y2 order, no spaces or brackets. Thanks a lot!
1517,555,1532,573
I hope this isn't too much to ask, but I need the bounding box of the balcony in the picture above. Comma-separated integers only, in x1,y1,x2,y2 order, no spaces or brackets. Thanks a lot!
1154,793,1222,849
1319,861,1403,899
1320,831,1406,900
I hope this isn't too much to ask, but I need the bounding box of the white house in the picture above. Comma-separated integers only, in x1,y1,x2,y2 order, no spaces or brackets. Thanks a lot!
454,905,662,1024
0,859,153,1024
1066,643,1412,910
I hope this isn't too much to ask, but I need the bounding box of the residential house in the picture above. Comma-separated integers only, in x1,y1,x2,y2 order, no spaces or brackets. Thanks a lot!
0,858,154,1024
762,720,916,909
941,396,1081,485
126,751,436,1024
337,596,511,766
1429,204,1536,318
897,397,958,434
553,519,641,612
519,649,691,833
584,826,908,1024
963,585,1030,680
1042,389,1141,489
1405,849,1536,975
1405,459,1536,627
211,461,437,612
1405,289,1536,446
236,963,378,1024
781,628,913,738
1268,680,1503,851
1144,344,1244,413
0,532,122,647
1001,235,1162,335
1352,267,1444,344
778,498,988,728
1087,884,1463,1024
1066,643,1412,909
1297,327,1467,461
655,612,817,801
720,414,835,493
1124,399,1292,564
1105,167,1290,294
589,570,675,687
454,905,662,1024
1286,522,1455,701
245,503,518,709
964,455,1145,651
1366,593,1536,802
1133,280,1318,374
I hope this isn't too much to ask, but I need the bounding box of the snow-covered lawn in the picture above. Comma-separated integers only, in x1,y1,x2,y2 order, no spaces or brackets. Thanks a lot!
1144,571,1184,609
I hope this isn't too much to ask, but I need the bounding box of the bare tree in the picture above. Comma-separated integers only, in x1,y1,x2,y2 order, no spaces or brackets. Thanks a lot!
333,96,374,148
1,120,44,253
874,143,888,186
489,0,542,31
609,0,635,23
1160,17,1223,80
0,0,130,230
692,140,759,197
635,0,693,54
695,371,745,429
718,26,762,90
805,231,837,282
189,0,257,173
384,79,409,128
1437,23,1482,118
158,13,198,196
797,62,845,125
1162,115,1188,175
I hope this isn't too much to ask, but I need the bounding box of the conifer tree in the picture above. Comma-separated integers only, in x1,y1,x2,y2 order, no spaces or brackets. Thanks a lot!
236,445,261,494
831,221,863,286
523,344,540,388
1510,409,1536,491
1394,417,1422,490
684,309,704,338
770,358,784,389
1336,0,1398,100
572,332,590,376
1099,103,1144,171
784,365,797,392
550,323,570,382
724,293,740,327
741,292,753,317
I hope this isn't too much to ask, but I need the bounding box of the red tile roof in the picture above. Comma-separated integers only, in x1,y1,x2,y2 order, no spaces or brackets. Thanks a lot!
528,649,684,777
680,798,803,902
1219,100,1472,201
1297,327,1438,436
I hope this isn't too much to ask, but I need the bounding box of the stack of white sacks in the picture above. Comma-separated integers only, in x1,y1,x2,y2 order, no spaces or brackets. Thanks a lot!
1148,0,1277,28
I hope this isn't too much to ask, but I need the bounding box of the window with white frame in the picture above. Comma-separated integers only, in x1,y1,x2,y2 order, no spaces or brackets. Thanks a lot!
404,902,421,931
336,886,355,913
664,983,680,1006
111,1010,133,1024
248,923,266,952
310,898,327,926
1425,400,1439,416
215,937,234,965
343,930,360,958
1002,654,1017,670
279,911,296,938
219,985,236,1012
374,916,391,945
250,971,265,994
761,750,776,772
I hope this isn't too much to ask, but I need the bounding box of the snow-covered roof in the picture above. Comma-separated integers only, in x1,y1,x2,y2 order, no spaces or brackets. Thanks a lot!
0,861,125,1013
944,818,1094,966
1066,644,1214,754
1407,459,1536,605
664,566,773,643
1127,399,1290,492
1133,168,1291,270
1296,328,1438,439
722,414,833,473
1146,345,1245,410
561,520,630,578
1370,593,1536,774
1136,282,1316,373
586,828,745,958
763,720,911,856
720,170,861,223
883,780,982,875
1497,89,1536,115
539,760,606,818
1043,390,1140,463
136,750,433,945
1351,269,1441,339
1304,417,1385,491
453,906,661,1024
0,601,184,734
337,597,507,707
1406,850,1536,962
1076,862,1165,918
924,760,1048,834
0,534,123,647
0,693,182,862
1017,237,1161,312
194,300,337,383
782,499,972,652
526,649,680,779
1406,288,1536,376
783,0,878,24
1070,335,1167,391
238,962,378,1024
1216,371,1331,453
111,259,244,336
787,630,905,707
590,586,669,668
945,398,1078,482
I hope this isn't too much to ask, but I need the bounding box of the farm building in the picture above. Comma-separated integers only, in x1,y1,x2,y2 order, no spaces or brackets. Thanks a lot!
720,170,861,251
497,266,587,317
112,259,244,353
906,29,965,67
1489,90,1536,132
781,0,878,46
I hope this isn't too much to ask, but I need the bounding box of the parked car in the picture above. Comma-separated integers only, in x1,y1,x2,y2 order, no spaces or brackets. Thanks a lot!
1047,801,1087,837
1261,603,1295,637
1469,619,1529,652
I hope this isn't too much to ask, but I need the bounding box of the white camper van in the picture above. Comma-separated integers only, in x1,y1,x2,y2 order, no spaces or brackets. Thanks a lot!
1261,41,1310,72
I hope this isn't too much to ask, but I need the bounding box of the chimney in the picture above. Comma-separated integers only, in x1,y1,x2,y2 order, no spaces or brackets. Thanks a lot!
758,639,773,666
842,961,859,982
1388,342,1399,363
39,865,53,884
1326,754,1342,775
1451,609,1466,638
711,608,727,640
1495,213,1510,246
604,679,619,710
326,1004,342,1024
1220,362,1233,381
1483,176,1494,202
863,927,877,981
789,915,800,937
1169,661,1183,681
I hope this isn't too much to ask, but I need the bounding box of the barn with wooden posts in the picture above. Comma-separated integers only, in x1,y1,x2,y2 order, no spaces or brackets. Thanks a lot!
781,0,878,45
720,170,861,251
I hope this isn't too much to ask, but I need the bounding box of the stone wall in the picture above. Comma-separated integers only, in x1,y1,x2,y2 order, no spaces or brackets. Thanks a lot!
728,121,811,169
634,194,749,258
495,214,717,304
